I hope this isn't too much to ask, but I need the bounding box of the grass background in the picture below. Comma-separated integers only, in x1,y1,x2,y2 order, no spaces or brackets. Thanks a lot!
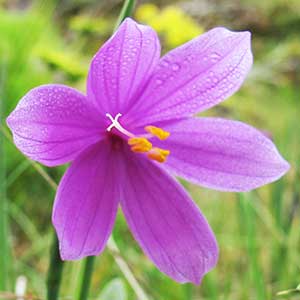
1,0,300,299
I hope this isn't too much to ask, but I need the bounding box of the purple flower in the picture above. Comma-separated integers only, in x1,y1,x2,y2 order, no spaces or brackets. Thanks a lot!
7,18,289,284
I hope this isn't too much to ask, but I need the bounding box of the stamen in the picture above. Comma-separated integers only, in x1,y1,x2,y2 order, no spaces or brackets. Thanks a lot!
145,125,170,140
147,147,170,163
128,137,152,153
105,114,170,163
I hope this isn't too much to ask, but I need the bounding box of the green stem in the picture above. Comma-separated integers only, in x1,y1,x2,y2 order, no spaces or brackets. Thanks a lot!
76,256,95,300
0,53,11,291
47,235,64,300
114,0,136,32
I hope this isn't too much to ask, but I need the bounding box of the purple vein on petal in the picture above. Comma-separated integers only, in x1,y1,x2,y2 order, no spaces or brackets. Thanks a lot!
125,28,159,112
124,23,143,108
31,147,96,163
71,147,112,257
99,45,111,113
9,119,104,130
12,131,101,148
115,21,128,112
58,149,100,259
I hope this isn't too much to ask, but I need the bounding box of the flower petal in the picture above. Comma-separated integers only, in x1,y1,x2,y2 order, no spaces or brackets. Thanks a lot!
87,18,160,115
119,148,218,284
52,141,119,260
127,27,253,126
6,84,104,167
157,118,289,192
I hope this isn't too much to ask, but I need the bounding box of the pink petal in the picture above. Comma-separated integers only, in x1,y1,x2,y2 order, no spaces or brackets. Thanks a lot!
6,84,104,167
127,27,253,126
52,141,119,260
87,18,160,115
157,118,289,192
119,148,218,284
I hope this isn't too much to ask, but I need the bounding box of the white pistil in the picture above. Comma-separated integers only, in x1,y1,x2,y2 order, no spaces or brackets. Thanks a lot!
105,113,134,137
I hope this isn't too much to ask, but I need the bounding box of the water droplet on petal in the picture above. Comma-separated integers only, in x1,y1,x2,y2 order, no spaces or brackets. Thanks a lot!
210,52,221,63
155,78,163,85
171,63,180,71
161,61,170,67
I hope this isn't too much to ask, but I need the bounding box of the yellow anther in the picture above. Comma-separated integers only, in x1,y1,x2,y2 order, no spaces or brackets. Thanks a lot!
128,137,152,153
147,147,170,163
145,125,170,140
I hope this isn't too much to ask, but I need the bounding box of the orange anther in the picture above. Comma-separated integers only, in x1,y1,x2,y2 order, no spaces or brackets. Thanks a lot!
128,137,152,153
147,147,170,163
145,125,170,140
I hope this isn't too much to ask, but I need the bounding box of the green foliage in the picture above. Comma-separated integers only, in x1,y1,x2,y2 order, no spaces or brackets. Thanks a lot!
69,15,112,35
0,8,53,113
36,47,87,79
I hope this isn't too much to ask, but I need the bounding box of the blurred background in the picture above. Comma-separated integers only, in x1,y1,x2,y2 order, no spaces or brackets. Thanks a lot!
0,0,300,299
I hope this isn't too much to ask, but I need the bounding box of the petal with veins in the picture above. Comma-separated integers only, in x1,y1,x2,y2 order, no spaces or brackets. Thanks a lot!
120,147,218,284
52,141,119,260
6,84,104,167
87,18,161,115
127,27,252,126
156,118,290,192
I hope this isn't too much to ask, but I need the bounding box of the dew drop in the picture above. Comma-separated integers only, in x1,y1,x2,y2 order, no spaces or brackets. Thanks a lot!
161,61,170,67
155,78,163,85
210,52,221,62
171,63,180,71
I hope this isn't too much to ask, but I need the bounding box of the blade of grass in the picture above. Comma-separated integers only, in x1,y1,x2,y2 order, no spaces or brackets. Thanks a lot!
0,52,12,291
6,160,31,187
270,180,288,283
238,193,267,300
8,200,41,241
251,191,300,271
21,235,49,261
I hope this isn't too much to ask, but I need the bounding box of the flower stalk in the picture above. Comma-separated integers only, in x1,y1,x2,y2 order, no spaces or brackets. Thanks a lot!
114,0,136,32
46,235,64,300
76,256,95,300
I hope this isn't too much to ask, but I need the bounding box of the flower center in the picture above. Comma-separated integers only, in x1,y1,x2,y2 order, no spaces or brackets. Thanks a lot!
105,113,170,163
